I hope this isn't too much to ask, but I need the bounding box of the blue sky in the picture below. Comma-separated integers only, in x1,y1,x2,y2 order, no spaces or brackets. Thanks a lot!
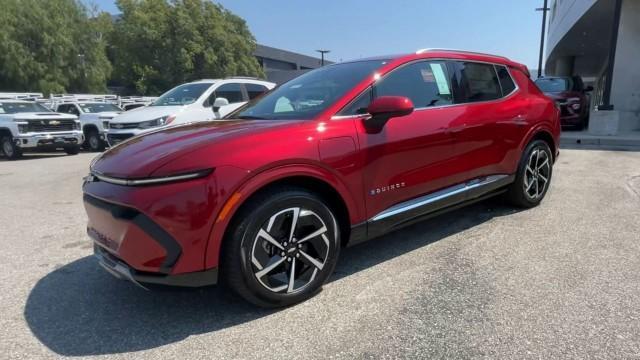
85,0,544,69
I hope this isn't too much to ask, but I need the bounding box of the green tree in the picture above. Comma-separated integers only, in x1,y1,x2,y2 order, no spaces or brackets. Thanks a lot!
0,0,111,94
111,0,264,95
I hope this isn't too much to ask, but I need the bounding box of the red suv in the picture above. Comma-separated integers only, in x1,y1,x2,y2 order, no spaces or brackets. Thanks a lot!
534,76,592,129
83,49,560,307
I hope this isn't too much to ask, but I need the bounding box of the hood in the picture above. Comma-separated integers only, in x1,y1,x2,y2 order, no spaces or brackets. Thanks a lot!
95,111,121,118
110,105,183,123
12,112,77,120
91,119,302,178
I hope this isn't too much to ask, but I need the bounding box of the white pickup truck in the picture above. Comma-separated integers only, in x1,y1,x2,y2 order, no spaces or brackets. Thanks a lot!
0,94,83,160
51,95,123,152
106,78,275,145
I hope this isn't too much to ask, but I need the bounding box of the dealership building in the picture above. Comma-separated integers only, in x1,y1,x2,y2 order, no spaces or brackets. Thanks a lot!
545,0,640,134
255,44,332,84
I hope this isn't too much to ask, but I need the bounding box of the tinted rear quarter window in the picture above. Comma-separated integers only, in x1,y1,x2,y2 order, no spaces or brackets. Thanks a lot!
450,61,501,103
496,65,516,96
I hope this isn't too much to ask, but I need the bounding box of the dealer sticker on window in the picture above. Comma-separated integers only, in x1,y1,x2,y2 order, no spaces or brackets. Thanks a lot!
429,63,451,95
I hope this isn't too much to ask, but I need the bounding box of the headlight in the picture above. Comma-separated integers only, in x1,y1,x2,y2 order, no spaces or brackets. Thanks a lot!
138,115,176,129
102,120,109,129
17,123,28,133
90,168,213,186
75,121,81,130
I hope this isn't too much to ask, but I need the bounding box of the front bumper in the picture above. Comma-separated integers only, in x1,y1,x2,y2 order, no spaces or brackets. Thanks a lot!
15,131,84,149
106,128,154,146
95,245,218,288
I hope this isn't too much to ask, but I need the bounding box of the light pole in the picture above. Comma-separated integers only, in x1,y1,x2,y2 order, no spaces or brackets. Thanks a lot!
316,49,330,66
535,0,550,78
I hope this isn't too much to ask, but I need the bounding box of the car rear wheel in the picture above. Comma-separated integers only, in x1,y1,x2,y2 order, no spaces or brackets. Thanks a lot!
1,135,22,160
506,139,553,208
222,187,340,307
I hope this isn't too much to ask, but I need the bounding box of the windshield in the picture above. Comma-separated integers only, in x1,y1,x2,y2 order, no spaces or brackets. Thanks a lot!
0,102,51,114
151,83,212,106
535,78,571,93
79,103,122,113
232,60,388,120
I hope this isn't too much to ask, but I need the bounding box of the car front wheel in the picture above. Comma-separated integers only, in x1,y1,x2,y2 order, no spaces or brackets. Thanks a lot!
506,139,553,208
1,135,22,160
222,187,340,307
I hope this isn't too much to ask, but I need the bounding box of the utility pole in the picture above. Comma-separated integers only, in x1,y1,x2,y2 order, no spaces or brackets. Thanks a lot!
535,0,550,78
316,49,330,66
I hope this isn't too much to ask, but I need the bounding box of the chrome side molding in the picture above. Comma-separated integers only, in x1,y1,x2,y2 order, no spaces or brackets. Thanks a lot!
371,175,511,222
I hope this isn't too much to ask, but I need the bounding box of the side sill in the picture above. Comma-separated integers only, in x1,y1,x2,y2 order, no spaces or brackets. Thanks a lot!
360,174,515,243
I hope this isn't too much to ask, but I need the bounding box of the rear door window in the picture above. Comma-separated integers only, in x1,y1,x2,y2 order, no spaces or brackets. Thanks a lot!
449,61,501,103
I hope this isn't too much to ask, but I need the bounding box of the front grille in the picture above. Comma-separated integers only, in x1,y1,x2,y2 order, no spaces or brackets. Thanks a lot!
110,122,139,129
26,119,75,132
107,133,134,144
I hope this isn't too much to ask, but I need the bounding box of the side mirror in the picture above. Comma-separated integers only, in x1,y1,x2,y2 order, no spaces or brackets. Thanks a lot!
584,85,594,92
212,97,229,112
365,96,414,133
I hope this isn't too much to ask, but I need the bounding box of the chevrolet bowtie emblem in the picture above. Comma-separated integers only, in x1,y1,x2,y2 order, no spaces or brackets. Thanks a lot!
49,120,60,125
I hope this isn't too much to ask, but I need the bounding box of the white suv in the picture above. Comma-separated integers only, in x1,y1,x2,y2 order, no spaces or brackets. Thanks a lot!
106,78,275,145
0,96,83,160
53,97,123,152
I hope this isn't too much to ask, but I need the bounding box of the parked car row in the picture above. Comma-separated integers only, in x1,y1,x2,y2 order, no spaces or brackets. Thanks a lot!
0,77,275,159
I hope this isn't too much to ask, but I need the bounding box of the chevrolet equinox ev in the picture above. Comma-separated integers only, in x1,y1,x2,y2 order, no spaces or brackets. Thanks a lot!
83,49,560,307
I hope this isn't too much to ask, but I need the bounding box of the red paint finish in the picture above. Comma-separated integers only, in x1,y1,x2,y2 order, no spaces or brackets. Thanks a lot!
84,50,560,277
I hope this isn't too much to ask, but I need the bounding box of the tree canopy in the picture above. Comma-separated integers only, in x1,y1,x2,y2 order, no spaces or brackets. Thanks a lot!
0,0,264,95
0,0,111,94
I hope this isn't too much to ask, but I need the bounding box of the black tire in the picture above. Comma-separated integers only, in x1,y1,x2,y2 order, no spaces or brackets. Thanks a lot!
221,187,341,308
85,129,105,152
64,144,80,155
1,135,22,160
506,139,553,208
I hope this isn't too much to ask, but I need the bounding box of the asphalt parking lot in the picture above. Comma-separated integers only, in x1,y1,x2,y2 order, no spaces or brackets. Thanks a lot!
1,148,640,359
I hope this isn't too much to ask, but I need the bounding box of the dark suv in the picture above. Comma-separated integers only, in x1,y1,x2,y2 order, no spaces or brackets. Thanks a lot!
83,49,560,307
535,76,592,129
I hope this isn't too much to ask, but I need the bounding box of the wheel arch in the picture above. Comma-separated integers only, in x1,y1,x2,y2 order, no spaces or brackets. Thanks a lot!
82,123,99,134
205,165,359,270
0,127,13,137
521,127,558,162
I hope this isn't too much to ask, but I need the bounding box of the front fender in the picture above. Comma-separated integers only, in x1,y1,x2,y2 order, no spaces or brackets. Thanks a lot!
203,162,362,269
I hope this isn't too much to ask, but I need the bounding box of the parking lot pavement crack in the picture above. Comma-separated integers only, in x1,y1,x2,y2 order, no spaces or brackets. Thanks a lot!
625,175,640,200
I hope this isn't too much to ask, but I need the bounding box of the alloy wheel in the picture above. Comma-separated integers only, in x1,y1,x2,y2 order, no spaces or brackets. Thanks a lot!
250,207,333,294
89,134,99,150
524,148,551,200
2,139,14,157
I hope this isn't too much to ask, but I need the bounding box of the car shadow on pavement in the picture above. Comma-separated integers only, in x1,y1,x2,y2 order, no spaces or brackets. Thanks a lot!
0,153,69,161
24,199,519,356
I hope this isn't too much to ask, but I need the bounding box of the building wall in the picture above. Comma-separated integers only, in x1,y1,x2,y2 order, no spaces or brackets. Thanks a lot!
546,0,598,60
610,0,640,131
